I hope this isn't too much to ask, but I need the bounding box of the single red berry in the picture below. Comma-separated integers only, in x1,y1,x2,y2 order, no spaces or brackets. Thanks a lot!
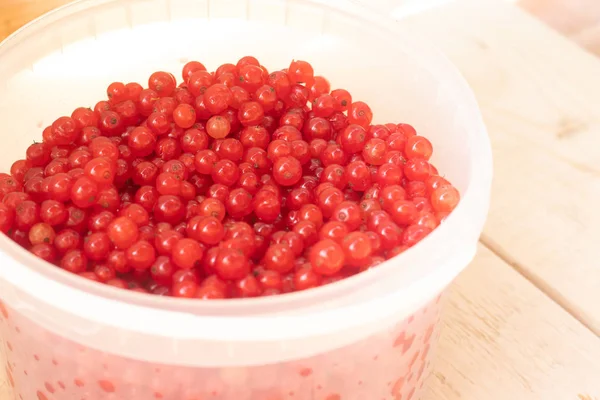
182,61,207,82
150,256,176,285
155,172,182,196
331,201,362,231
389,200,419,226
172,280,199,298
84,157,115,185
60,250,87,274
211,159,240,186
233,274,262,298
304,118,331,141
206,115,231,139
263,243,294,274
319,221,348,243
331,89,352,112
51,116,81,145
54,229,81,254
83,232,111,261
404,159,432,181
288,60,314,84
320,164,346,189
379,185,407,212
172,238,204,270
396,123,417,137
431,185,460,213
146,112,171,135
198,198,226,221
272,156,302,186
267,139,292,161
72,107,99,129
405,135,433,160
401,224,433,247
375,221,403,250
128,127,157,157
309,239,345,276
226,188,253,219
30,243,57,263
87,210,115,233
216,138,244,163
273,125,302,141
240,126,270,149
312,94,335,118
187,216,225,245
154,195,185,224
170,106,195,132
15,200,40,231
320,143,348,167
107,216,139,249
28,222,55,245
194,149,218,175
348,101,373,128
126,240,157,270
294,265,322,291
0,203,15,233
238,64,265,92
149,71,176,97
70,176,99,209
341,232,372,267
252,190,281,223
207,183,230,203
238,101,265,126
93,264,116,282
104,250,129,275
26,143,50,167
255,84,278,111
214,248,250,280
316,187,344,219
39,200,68,226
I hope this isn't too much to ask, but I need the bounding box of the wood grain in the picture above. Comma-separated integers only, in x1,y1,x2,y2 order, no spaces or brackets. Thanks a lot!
401,0,600,334
0,0,71,41
520,0,600,55
425,245,600,399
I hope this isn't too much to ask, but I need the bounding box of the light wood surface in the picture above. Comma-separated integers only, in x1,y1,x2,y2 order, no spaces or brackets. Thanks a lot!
0,0,71,40
401,0,600,335
521,0,600,55
425,245,600,400
2,0,600,399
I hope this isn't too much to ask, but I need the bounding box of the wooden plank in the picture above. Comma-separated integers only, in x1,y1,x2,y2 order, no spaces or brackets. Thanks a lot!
425,245,600,399
0,0,72,41
400,0,600,334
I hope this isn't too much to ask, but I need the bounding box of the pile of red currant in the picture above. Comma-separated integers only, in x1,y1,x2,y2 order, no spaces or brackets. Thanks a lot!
0,57,459,299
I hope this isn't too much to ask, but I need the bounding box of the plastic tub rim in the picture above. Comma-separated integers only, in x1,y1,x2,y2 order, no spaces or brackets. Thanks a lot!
0,0,492,343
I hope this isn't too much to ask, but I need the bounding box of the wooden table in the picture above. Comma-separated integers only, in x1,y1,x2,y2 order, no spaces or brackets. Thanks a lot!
1,0,600,398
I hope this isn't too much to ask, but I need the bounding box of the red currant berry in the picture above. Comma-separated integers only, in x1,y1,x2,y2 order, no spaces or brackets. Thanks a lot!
341,231,372,266
263,243,295,274
107,216,139,249
83,232,111,261
272,156,302,187
309,239,345,276
214,248,250,280
172,238,204,270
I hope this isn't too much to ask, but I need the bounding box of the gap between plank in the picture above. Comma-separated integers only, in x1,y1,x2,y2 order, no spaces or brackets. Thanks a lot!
478,234,600,337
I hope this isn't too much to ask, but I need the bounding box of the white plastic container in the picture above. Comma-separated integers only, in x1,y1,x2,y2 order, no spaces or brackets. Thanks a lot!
0,0,492,399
